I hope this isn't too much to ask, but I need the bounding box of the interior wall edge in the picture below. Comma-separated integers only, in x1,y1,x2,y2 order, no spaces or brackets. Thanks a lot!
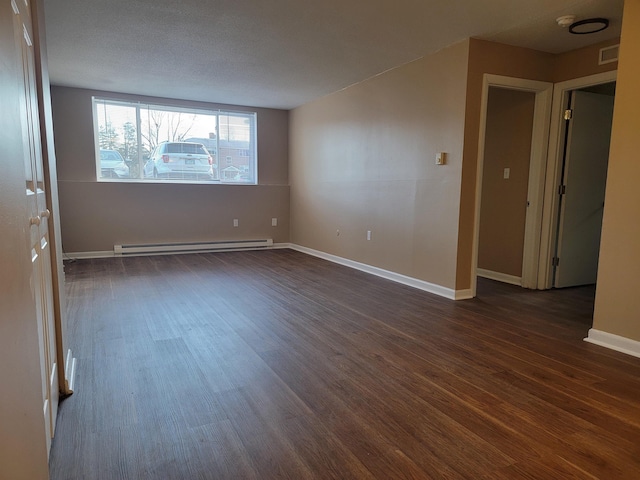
592,0,640,343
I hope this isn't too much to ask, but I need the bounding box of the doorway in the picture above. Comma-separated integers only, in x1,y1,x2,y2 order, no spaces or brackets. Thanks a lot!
477,87,537,286
471,75,553,296
553,83,615,288
538,71,617,290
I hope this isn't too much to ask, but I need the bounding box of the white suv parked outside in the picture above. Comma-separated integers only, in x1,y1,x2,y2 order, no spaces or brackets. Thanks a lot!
144,141,215,181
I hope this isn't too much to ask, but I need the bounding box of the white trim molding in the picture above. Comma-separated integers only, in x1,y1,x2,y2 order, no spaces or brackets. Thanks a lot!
64,250,115,260
584,329,640,359
476,268,522,286
64,349,77,395
289,244,470,301
454,289,474,301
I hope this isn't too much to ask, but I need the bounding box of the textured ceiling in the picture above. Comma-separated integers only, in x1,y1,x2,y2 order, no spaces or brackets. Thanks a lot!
44,0,624,110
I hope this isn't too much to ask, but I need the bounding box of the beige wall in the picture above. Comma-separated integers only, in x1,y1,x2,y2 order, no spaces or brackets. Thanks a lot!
593,1,640,342
290,41,470,290
52,87,290,252
478,88,535,277
0,0,51,477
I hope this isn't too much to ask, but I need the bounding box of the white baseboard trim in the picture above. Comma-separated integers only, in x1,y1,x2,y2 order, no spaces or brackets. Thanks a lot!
584,329,640,359
455,289,474,300
289,244,469,301
65,250,115,260
65,243,293,260
64,349,77,395
477,268,522,286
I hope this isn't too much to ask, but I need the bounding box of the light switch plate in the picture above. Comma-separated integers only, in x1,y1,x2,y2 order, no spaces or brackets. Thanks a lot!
436,152,446,165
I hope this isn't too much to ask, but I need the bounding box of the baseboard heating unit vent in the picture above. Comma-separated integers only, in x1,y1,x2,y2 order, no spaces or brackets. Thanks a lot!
114,239,273,256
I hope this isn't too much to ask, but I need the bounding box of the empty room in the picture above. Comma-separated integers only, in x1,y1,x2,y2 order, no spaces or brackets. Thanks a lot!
2,0,640,478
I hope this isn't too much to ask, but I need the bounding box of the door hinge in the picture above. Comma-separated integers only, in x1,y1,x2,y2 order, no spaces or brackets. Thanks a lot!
558,184,566,195
552,257,560,267
564,109,573,120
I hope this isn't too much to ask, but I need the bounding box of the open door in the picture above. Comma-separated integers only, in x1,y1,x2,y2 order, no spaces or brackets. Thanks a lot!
13,0,59,454
554,89,614,288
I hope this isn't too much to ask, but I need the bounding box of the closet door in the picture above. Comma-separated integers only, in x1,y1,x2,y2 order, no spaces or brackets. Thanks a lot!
12,0,59,455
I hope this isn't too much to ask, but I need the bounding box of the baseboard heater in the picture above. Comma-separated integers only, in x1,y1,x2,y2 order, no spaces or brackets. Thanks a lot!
114,239,273,256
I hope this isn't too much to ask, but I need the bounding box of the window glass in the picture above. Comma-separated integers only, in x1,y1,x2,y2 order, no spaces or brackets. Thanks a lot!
93,98,257,184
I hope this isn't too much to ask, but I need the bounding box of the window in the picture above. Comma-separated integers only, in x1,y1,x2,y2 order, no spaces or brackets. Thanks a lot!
93,98,257,184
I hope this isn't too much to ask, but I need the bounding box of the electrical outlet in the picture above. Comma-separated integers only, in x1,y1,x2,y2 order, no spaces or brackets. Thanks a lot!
503,168,510,179
367,230,372,241
271,218,277,227
233,219,239,227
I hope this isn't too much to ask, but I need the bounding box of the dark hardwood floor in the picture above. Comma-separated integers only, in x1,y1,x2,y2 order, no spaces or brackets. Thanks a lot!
50,249,640,479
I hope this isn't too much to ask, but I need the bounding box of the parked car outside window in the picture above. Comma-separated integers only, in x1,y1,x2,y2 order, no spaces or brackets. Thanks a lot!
100,149,130,179
144,141,215,181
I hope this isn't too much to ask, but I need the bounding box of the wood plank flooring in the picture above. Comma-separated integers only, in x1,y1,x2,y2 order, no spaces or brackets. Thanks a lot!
49,249,640,479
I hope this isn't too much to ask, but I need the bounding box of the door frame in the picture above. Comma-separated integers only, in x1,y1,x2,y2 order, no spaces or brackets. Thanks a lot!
537,70,617,289
471,74,553,296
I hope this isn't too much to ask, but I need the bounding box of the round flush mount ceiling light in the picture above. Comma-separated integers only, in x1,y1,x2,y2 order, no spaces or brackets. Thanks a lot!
569,17,609,34
556,15,576,27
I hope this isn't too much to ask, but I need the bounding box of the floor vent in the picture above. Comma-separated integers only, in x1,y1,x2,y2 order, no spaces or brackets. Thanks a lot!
114,239,273,256
599,44,619,65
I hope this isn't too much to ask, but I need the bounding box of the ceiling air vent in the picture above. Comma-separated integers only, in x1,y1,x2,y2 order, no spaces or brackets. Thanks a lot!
599,44,619,65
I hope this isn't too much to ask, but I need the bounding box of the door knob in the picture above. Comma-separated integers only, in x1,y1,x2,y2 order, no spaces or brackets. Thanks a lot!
40,209,51,218
30,216,41,226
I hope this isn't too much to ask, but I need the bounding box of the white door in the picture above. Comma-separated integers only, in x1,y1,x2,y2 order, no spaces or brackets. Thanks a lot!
554,90,614,288
12,0,59,455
